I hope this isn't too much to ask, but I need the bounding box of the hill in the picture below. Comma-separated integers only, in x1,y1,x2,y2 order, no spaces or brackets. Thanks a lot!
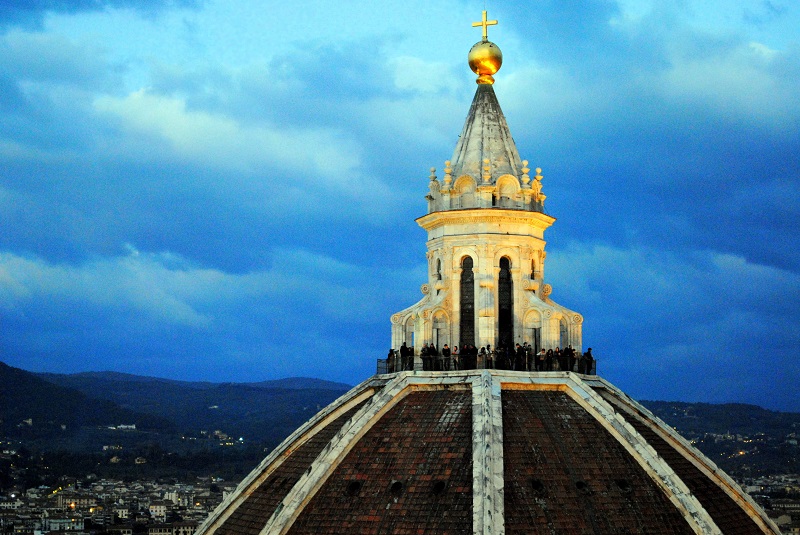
642,400,800,437
1,363,353,483
37,371,350,392
642,400,800,477
243,377,352,390
34,369,351,445
3,361,798,481
0,362,172,440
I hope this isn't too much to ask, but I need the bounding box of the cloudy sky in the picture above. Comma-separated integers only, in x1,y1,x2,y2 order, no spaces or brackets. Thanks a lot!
1,0,798,411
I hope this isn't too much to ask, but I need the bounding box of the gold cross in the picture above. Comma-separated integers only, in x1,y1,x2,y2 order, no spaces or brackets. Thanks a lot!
472,10,498,40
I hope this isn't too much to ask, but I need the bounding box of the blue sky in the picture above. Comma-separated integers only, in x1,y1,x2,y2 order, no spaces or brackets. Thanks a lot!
1,0,798,411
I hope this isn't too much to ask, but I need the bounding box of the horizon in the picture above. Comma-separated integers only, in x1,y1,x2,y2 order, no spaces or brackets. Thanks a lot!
6,359,800,415
0,1,798,412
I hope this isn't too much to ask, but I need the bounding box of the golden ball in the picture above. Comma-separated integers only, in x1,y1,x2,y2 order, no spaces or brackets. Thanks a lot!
468,40,503,78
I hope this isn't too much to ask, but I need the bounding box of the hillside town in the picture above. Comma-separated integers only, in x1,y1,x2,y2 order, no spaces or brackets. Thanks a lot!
0,472,235,535
742,475,800,534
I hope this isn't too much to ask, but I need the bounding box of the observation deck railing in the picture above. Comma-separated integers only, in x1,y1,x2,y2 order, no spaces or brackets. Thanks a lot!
377,353,596,375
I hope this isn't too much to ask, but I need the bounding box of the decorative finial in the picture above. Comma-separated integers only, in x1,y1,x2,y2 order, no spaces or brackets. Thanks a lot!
532,167,545,203
472,10,498,41
482,158,492,183
468,11,502,84
429,167,437,181
521,160,530,186
444,160,453,186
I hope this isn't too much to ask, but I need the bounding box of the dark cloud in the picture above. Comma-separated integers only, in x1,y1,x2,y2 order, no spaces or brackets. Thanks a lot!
0,73,27,112
547,242,800,411
0,0,202,29
0,31,114,89
542,124,800,273
502,17,800,272
743,1,789,26
498,0,670,78
0,246,417,384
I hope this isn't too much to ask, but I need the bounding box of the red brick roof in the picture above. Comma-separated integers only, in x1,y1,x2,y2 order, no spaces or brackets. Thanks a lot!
289,389,473,534
196,372,780,534
503,390,695,534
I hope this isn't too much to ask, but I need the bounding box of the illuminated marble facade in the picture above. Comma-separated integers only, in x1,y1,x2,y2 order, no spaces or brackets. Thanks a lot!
390,81,583,356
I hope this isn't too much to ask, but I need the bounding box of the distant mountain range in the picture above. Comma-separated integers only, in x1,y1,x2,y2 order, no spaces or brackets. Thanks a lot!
1,361,351,447
0,362,174,439
36,370,351,392
642,399,800,438
2,361,799,478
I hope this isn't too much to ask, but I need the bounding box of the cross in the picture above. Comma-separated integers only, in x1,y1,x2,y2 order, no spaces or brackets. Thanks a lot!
472,10,498,40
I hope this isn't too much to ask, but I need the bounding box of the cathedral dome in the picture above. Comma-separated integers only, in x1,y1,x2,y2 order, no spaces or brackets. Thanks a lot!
194,11,779,535
195,372,779,534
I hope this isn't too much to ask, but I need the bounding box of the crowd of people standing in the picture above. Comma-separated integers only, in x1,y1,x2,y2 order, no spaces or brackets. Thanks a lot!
387,343,595,374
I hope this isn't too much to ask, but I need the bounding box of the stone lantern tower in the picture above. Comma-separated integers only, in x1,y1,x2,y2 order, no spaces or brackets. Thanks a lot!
390,15,582,356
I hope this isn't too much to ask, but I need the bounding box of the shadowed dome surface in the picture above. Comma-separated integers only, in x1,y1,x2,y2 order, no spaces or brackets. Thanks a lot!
195,371,779,534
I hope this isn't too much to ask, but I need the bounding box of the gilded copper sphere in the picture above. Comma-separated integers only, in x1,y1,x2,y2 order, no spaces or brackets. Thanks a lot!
468,40,503,84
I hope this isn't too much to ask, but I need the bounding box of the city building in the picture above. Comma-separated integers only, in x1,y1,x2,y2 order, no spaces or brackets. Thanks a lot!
149,501,170,523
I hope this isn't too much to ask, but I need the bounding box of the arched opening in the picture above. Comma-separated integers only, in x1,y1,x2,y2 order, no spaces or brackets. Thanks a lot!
459,256,475,347
498,257,513,350
559,317,568,349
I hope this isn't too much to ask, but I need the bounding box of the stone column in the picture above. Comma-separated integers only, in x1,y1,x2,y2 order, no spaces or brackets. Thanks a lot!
414,314,425,370
390,315,403,352
569,314,583,353
541,312,559,350
511,266,522,345
478,278,495,349
477,184,493,208
452,266,462,346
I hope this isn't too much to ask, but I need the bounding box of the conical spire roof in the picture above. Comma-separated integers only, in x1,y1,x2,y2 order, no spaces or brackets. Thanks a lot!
449,83,524,182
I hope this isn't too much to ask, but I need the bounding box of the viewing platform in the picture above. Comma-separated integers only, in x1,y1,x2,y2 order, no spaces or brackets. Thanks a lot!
377,351,596,375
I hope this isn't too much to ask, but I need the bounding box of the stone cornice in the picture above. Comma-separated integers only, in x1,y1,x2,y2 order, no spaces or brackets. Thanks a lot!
416,208,555,231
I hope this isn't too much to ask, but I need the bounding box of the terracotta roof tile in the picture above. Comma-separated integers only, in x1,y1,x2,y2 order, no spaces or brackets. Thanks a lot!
287,390,473,534
595,388,766,535
197,374,779,535
213,400,369,535
502,390,695,534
